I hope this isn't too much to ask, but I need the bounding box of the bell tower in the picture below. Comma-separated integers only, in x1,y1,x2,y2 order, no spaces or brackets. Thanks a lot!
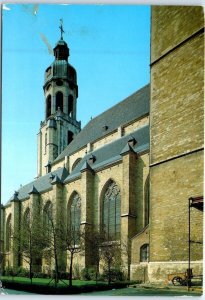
37,21,81,177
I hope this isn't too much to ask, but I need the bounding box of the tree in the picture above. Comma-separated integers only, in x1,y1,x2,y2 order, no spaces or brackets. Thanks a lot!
100,237,122,285
63,226,83,287
43,203,62,287
85,228,104,284
18,207,45,284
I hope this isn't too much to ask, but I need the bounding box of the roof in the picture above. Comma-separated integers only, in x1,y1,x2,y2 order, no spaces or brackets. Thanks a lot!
5,124,149,205
5,167,69,205
54,84,150,163
64,124,149,183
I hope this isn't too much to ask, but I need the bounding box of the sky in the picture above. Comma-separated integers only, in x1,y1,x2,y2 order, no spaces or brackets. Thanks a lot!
2,4,150,204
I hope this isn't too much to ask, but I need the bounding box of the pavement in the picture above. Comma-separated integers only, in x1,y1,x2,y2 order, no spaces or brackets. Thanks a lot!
136,282,203,294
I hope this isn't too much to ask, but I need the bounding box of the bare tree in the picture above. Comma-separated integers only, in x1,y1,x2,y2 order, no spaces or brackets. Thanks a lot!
43,205,63,287
85,228,104,283
63,227,83,287
100,239,122,286
18,208,45,284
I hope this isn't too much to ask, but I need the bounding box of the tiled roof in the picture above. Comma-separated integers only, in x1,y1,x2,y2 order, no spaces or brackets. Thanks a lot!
6,167,69,204
64,124,149,183
55,84,150,162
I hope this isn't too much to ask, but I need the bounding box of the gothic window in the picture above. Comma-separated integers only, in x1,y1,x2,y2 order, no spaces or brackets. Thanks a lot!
102,180,121,241
69,192,81,244
45,133,47,154
144,175,150,226
43,201,53,246
140,244,149,262
67,130,74,145
46,95,51,118
71,158,82,171
6,214,12,252
68,95,74,117
56,91,63,112
22,208,31,247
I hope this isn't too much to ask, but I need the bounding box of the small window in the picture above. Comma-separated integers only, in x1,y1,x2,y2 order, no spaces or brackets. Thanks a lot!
45,133,47,154
68,95,74,117
140,244,149,262
46,95,51,118
72,158,82,171
56,91,63,112
67,130,74,145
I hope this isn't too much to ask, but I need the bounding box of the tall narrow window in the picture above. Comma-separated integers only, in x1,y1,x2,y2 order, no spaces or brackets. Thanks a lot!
102,180,121,241
67,130,74,145
45,133,47,154
140,244,149,262
68,95,74,117
69,192,81,244
46,95,51,118
56,91,63,112
144,175,150,226
6,214,12,252
22,208,31,248
43,201,53,246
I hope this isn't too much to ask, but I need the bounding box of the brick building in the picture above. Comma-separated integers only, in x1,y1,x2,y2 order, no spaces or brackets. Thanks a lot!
1,6,203,283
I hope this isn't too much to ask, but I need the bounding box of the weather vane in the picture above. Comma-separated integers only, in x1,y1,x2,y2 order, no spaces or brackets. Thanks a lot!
59,18,65,39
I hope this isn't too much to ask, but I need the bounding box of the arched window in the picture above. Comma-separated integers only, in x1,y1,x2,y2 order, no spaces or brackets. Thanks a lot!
56,91,63,112
102,180,121,241
144,175,150,226
140,244,149,262
71,158,82,171
68,95,74,117
43,201,53,246
69,192,81,243
67,130,74,145
46,95,51,118
6,214,12,252
22,208,31,247
45,133,47,154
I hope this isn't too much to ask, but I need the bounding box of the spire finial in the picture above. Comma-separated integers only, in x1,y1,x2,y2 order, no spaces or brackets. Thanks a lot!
59,18,65,40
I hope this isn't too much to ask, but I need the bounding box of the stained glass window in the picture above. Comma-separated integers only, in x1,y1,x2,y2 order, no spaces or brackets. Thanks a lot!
102,180,121,241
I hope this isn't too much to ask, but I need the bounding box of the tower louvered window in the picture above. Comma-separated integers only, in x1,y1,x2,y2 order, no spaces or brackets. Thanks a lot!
102,180,121,241
46,95,51,118
56,91,63,112
69,193,81,244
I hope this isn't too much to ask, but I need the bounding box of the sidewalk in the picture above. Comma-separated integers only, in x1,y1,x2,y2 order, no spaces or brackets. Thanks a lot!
136,282,203,295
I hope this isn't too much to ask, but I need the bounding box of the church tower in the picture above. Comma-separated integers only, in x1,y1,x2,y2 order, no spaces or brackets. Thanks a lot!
37,22,81,177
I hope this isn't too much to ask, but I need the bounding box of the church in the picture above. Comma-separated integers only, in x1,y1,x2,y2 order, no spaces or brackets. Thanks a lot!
1,6,203,283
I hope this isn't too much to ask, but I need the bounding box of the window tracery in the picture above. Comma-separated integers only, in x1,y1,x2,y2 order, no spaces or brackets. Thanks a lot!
102,180,121,241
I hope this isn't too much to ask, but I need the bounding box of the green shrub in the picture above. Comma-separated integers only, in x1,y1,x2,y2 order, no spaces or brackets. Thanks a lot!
80,267,90,280
33,272,49,279
4,266,16,277
102,268,125,282
59,271,70,280
17,267,29,278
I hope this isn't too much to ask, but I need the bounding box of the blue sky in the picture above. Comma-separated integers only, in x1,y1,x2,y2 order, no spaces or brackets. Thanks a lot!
2,4,150,204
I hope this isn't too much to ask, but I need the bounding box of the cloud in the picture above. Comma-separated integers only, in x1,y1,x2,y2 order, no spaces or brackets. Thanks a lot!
40,33,53,55
21,4,39,16
3,4,11,11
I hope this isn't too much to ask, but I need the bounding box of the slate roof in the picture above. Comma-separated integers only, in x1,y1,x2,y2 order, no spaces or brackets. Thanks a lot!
64,124,149,183
5,167,69,205
54,84,150,162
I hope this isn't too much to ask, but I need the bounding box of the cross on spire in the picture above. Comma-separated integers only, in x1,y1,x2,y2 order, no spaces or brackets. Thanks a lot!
59,18,65,39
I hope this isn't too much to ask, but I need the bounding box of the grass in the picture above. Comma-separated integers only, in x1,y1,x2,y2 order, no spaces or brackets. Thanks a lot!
1,276,122,294
1,276,105,287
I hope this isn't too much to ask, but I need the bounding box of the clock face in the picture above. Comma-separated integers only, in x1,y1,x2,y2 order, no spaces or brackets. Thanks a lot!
56,80,63,86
